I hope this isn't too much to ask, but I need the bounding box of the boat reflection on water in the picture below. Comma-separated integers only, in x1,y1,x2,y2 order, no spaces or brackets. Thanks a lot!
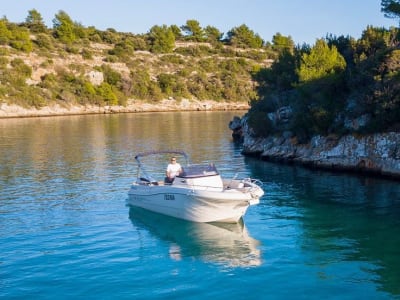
129,207,261,268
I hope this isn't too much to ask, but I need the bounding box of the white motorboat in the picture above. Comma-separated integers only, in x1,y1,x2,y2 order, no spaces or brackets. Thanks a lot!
127,150,264,223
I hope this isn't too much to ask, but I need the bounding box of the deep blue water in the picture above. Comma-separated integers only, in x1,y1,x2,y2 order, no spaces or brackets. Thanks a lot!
0,112,399,299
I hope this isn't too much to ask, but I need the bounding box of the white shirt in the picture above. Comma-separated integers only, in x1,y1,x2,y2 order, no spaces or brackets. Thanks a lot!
166,162,181,178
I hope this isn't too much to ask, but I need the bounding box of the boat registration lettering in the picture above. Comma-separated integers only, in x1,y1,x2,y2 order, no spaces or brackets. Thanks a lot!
164,194,175,201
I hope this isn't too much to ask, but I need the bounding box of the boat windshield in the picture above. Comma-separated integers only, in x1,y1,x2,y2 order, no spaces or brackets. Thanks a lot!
179,163,219,178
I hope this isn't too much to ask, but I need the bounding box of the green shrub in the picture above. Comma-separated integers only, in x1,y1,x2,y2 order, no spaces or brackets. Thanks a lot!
34,33,53,49
159,54,185,64
39,73,58,89
65,46,79,54
0,20,12,45
247,111,274,137
101,64,122,87
0,56,8,67
81,48,92,59
103,55,118,63
97,82,118,105
11,58,32,77
9,27,33,52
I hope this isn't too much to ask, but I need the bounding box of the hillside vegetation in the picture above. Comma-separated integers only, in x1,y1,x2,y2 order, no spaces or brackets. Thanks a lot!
247,1,400,140
0,10,278,110
1,5,399,140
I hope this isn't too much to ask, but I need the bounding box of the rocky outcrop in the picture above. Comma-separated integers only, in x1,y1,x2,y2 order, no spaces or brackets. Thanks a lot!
228,116,245,141
233,117,400,179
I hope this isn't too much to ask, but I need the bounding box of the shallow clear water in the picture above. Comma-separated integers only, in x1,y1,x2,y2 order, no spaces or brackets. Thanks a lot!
1,112,399,299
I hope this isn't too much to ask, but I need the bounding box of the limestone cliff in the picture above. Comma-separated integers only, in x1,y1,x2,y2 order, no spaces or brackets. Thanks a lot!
231,116,400,179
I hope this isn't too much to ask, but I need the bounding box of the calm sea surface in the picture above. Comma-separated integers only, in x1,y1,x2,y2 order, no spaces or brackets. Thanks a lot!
1,111,399,299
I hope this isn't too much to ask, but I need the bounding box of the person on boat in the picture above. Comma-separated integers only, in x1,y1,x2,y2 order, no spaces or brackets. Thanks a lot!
165,156,182,183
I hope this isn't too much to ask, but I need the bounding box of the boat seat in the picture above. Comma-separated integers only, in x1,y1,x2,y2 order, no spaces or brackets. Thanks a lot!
164,176,174,184
139,177,158,185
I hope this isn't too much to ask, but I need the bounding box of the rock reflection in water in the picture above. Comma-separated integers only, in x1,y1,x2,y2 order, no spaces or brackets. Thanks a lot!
129,207,261,268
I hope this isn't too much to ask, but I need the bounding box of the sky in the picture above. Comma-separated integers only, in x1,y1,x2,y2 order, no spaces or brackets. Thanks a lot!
1,0,398,45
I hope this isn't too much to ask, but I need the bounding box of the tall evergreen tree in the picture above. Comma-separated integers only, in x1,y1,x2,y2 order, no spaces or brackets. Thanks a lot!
169,25,182,40
180,19,205,41
148,25,175,53
53,10,76,44
25,9,47,33
298,39,346,82
272,33,295,54
204,25,222,44
226,24,263,48
381,0,400,23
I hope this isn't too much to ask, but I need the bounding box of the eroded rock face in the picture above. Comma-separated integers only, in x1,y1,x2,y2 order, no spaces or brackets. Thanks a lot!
229,116,244,141
233,116,400,179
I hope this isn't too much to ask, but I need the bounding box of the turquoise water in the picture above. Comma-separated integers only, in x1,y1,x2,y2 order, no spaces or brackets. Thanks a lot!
1,112,399,299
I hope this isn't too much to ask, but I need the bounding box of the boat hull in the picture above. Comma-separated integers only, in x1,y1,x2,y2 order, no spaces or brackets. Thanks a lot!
127,185,259,223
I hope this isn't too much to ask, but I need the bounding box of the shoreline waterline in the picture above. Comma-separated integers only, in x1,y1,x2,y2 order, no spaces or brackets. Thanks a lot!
0,99,249,119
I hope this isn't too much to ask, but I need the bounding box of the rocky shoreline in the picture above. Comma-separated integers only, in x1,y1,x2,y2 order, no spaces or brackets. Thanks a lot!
0,99,249,118
230,116,400,180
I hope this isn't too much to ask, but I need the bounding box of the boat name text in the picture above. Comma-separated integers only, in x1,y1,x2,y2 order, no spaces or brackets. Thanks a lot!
164,194,175,200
